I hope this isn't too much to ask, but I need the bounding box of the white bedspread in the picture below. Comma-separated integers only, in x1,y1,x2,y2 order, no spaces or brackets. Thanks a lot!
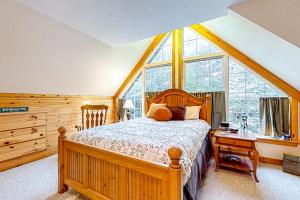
69,117,210,184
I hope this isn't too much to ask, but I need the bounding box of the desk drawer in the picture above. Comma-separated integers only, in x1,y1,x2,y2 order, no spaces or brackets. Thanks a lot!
218,137,252,148
0,138,46,162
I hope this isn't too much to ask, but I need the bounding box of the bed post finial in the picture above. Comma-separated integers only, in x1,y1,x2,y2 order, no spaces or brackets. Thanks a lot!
58,126,67,136
58,126,68,193
168,147,182,200
168,147,182,169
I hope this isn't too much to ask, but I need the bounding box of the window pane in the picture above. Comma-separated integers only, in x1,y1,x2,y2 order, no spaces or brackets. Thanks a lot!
185,58,224,92
183,27,221,58
184,40,196,57
123,73,143,119
148,34,172,64
184,27,197,41
146,65,172,92
196,38,210,55
228,58,288,135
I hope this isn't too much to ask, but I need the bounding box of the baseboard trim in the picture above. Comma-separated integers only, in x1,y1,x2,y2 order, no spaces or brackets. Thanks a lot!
0,148,57,172
260,156,283,165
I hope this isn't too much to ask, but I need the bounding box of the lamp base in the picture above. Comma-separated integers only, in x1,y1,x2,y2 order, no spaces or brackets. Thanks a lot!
123,109,128,121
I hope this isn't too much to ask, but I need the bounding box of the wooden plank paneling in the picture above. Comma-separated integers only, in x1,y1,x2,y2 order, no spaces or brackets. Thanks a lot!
0,93,113,171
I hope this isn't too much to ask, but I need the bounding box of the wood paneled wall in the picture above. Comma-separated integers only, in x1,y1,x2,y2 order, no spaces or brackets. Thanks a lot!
0,93,113,171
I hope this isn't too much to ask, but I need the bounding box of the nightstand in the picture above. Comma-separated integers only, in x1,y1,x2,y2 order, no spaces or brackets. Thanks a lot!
213,130,259,182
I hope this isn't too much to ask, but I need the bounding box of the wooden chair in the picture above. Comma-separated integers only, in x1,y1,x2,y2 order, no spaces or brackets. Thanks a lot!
75,105,108,132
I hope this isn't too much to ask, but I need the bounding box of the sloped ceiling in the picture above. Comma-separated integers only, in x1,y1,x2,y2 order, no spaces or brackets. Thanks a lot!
202,10,300,91
231,0,300,48
17,0,243,46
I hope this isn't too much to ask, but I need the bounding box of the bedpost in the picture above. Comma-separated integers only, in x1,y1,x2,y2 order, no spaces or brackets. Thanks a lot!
58,126,68,193
205,94,212,125
168,147,183,200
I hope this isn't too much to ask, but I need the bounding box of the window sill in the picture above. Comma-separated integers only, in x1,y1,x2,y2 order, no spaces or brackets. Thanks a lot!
256,137,298,147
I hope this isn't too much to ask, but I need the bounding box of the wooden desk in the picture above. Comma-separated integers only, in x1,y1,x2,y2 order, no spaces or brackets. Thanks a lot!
214,130,259,182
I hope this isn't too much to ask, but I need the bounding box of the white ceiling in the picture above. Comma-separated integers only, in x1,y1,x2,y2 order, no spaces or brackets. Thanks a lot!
17,0,243,46
231,0,300,48
202,10,300,91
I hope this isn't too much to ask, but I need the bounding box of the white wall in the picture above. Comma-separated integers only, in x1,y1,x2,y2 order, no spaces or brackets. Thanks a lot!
0,0,152,96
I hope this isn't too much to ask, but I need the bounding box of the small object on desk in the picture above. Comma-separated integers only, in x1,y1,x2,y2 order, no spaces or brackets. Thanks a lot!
229,128,239,134
220,122,230,131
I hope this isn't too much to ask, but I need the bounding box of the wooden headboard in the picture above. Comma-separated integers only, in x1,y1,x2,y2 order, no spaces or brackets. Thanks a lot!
145,89,212,124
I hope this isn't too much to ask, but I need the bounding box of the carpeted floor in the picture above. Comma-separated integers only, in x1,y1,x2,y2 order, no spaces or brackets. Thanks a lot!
0,155,299,200
199,160,300,200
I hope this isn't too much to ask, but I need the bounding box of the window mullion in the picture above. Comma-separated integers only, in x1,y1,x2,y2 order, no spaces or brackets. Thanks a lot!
224,54,229,121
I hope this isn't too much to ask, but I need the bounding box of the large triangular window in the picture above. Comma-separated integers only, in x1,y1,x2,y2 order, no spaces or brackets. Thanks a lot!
228,58,288,134
120,26,292,139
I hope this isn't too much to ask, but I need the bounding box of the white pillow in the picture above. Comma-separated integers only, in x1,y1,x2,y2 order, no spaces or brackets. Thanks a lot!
184,106,201,120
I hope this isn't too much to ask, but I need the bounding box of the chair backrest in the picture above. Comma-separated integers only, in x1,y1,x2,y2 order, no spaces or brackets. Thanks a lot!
80,105,108,130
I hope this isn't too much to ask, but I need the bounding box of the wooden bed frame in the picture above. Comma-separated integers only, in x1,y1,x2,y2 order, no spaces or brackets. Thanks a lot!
58,89,211,200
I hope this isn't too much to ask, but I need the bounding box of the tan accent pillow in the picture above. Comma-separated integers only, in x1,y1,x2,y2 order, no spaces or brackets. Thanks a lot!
152,107,172,121
184,106,201,120
146,103,167,118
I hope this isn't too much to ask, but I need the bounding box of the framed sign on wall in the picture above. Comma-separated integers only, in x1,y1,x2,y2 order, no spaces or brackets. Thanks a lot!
0,107,29,113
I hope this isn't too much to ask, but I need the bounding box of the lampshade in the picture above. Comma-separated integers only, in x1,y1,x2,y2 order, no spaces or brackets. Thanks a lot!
123,100,134,109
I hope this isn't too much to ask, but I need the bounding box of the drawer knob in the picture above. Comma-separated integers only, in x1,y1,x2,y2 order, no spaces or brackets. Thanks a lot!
31,128,38,133
40,134,43,136
4,141,10,145
32,115,38,119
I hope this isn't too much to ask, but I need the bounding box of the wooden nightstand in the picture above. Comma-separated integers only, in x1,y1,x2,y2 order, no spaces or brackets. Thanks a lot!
213,130,259,182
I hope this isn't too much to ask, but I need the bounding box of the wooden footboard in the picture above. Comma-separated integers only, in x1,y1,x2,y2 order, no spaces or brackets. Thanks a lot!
58,127,183,200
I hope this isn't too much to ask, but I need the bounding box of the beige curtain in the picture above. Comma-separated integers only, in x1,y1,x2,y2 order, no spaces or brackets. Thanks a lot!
117,99,126,121
191,92,226,129
259,97,290,138
145,91,226,129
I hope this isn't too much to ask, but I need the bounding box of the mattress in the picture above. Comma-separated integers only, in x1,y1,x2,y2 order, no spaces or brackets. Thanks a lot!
69,117,211,184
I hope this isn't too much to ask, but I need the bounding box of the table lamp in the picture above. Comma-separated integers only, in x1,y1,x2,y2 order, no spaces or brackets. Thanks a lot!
123,99,134,121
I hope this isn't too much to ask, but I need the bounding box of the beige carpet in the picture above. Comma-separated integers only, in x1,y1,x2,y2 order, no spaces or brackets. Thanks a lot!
1,155,299,200
198,160,300,200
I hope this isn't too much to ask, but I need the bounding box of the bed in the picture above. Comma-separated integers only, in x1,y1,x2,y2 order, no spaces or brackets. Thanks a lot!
57,89,212,200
